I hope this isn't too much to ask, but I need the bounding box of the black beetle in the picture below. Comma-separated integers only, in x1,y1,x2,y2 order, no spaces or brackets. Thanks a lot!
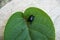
27,15,35,23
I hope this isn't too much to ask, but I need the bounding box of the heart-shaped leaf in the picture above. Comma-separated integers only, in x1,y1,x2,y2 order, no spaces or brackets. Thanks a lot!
4,7,55,40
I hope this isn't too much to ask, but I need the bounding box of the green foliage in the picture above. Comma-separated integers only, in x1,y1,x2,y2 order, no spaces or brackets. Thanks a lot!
4,7,55,40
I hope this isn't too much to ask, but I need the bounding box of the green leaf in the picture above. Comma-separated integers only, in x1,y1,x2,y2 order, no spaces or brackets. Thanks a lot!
4,7,55,40
24,7,55,40
4,12,31,40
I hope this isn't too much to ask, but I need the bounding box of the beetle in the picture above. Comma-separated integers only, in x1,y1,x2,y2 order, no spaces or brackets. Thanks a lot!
27,15,35,23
